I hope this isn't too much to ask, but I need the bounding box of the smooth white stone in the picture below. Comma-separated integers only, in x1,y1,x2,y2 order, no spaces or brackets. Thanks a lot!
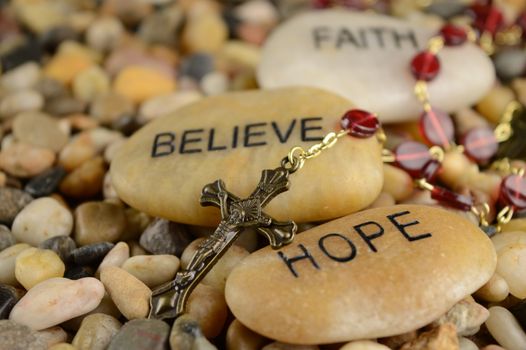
486,306,526,350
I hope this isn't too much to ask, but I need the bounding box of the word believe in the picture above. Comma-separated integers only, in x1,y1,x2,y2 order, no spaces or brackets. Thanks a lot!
277,210,432,278
151,117,324,158
312,26,419,50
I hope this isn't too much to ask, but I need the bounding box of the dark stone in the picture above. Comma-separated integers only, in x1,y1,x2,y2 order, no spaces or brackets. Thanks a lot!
140,218,193,256
108,319,170,350
497,108,526,160
493,48,526,81
39,235,77,262
223,11,241,38
35,77,67,100
0,225,15,252
179,53,215,82
0,188,33,225
0,284,22,319
70,242,115,266
480,224,498,237
510,299,526,332
24,167,66,197
39,26,79,53
111,114,141,136
0,320,47,350
0,38,42,72
45,96,86,116
169,314,209,349
64,264,94,280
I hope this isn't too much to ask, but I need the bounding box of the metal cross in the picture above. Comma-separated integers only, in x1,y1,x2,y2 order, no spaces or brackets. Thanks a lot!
149,167,297,320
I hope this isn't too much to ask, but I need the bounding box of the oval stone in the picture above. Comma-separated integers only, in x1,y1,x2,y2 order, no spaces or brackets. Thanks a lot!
257,10,495,123
225,204,496,344
111,87,383,226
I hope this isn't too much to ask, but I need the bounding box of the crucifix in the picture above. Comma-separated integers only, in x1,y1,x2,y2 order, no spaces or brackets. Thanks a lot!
149,167,298,320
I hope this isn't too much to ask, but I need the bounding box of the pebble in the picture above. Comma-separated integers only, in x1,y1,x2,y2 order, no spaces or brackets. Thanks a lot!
474,273,509,302
9,277,105,330
381,164,413,201
74,201,126,246
59,156,106,198
45,96,87,116
39,236,77,262
180,53,215,81
58,133,98,171
100,266,151,320
15,248,65,290
0,188,33,225
263,343,318,350
122,254,179,288
138,91,202,124
476,85,515,124
0,320,48,350
0,62,41,91
225,205,496,344
70,242,115,266
139,218,193,255
85,17,124,53
62,292,121,331
0,284,22,319
491,231,526,298
493,48,526,81
187,283,228,338
43,51,94,85
73,66,111,103
227,319,268,350
108,318,169,350
458,337,478,350
113,65,176,104
340,341,390,350
169,314,217,350
182,238,249,292
72,313,122,350
0,244,31,285
201,71,229,96
486,306,526,350
433,297,489,336
257,10,495,123
138,5,183,46
24,167,67,197
50,344,76,350
35,77,67,100
0,90,44,119
182,13,228,53
96,242,130,276
0,143,55,178
0,225,16,252
399,323,459,350
11,197,73,246
121,208,151,241
37,326,68,348
12,112,68,152
90,92,135,125
112,87,383,226
64,265,94,280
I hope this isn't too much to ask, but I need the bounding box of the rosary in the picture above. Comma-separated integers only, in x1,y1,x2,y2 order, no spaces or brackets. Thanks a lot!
148,7,526,320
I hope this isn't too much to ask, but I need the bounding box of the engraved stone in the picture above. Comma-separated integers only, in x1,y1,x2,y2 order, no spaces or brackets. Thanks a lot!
225,205,496,344
257,10,495,123
111,87,383,226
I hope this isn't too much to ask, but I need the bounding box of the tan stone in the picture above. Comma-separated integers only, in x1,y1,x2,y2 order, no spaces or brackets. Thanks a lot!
187,283,228,339
226,319,268,350
72,313,122,350
13,112,68,152
382,163,413,201
121,254,179,288
36,326,68,348
44,52,94,85
476,85,516,124
15,248,65,290
486,306,526,350
96,242,130,277
111,87,384,226
339,340,390,350
0,243,31,285
182,13,228,53
491,231,526,298
263,343,318,350
73,66,111,103
433,297,489,336
60,157,106,198
100,266,151,320
399,323,459,350
0,143,55,178
50,343,76,350
59,133,98,171
113,65,176,104
74,201,126,246
225,205,496,344
474,272,509,302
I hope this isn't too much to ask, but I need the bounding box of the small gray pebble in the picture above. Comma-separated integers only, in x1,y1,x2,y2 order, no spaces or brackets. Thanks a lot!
108,319,170,350
0,320,48,350
24,166,66,197
0,187,33,225
0,225,16,252
70,242,115,266
140,218,193,256
494,48,526,81
39,235,77,262
180,53,215,82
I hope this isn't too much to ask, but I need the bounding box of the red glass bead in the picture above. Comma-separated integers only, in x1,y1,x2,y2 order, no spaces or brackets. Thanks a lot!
469,4,504,36
500,174,526,211
394,141,431,178
419,107,455,148
421,159,441,182
461,127,498,163
431,186,474,211
410,51,440,81
340,109,380,138
440,24,468,46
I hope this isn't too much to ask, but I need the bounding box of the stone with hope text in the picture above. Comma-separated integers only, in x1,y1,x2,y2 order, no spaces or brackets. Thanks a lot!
225,205,497,344
257,10,495,122
111,87,383,226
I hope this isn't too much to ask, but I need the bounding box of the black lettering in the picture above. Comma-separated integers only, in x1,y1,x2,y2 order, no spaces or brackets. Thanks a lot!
301,117,324,142
358,28,368,49
387,210,432,242
370,27,387,48
151,132,176,158
336,28,362,49
272,119,296,143
180,129,203,154
232,126,239,149
244,123,267,147
392,29,418,49
354,221,384,253
319,233,357,262
313,26,331,49
207,128,227,151
277,244,320,278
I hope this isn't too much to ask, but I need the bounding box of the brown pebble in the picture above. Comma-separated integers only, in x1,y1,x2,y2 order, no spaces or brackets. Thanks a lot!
187,283,228,339
74,201,126,246
90,92,134,125
59,133,98,171
0,143,55,178
399,323,459,350
169,313,217,350
59,157,106,198
13,112,68,152
226,319,269,350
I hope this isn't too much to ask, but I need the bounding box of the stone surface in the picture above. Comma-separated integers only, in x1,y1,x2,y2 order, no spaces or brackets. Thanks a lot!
12,112,68,152
96,242,129,276
486,306,526,350
1,62,41,92
90,92,134,126
111,87,384,226
433,297,489,336
59,156,106,198
0,244,31,285
36,326,68,348
0,225,16,252
474,272,509,302
108,319,169,350
39,236,77,262
340,341,390,350
0,188,33,225
399,323,459,350
263,343,318,350
73,66,111,103
225,205,496,344
72,313,122,350
169,314,217,350
70,242,114,266
24,167,67,198
0,284,22,319
491,231,526,298
74,201,126,246
0,320,48,350
122,254,179,288
15,248,65,290
100,266,151,320
186,283,228,339
139,218,192,255
0,90,44,119
9,277,104,330
113,65,176,104
226,319,268,350
257,10,495,123
0,143,55,178
11,197,73,246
